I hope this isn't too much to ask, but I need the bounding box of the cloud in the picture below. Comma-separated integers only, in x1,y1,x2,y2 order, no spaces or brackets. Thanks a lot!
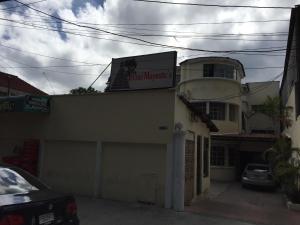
0,0,294,94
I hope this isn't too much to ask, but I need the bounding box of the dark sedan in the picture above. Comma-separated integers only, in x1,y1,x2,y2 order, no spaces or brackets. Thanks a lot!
0,164,79,225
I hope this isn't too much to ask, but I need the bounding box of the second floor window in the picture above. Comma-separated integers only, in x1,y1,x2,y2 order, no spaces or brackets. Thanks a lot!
210,102,226,120
203,64,235,79
195,102,207,114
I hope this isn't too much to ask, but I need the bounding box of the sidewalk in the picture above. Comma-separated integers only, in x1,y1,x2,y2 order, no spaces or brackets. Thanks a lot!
186,182,300,225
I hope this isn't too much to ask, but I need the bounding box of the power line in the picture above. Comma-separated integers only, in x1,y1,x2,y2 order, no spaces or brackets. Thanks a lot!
12,0,291,54
0,53,101,76
134,0,293,9
0,17,289,37
88,62,112,88
0,0,45,11
0,4,291,25
0,43,105,65
0,20,288,43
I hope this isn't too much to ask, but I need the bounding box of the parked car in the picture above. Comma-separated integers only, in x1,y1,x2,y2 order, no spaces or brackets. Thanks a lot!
0,164,79,225
241,163,276,189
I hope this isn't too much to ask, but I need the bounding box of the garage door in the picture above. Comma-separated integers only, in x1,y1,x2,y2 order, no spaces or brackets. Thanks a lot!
41,140,97,196
101,142,166,206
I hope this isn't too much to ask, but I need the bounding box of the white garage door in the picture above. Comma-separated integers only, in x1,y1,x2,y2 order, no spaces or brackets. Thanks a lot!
101,142,166,206
41,140,97,196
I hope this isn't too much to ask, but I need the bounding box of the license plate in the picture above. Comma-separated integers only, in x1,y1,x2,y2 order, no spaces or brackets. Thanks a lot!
39,213,54,224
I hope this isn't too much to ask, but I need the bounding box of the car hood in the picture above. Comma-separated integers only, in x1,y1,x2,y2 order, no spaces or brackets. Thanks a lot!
0,190,68,208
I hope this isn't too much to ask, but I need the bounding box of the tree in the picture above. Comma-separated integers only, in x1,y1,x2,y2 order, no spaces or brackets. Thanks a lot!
257,96,292,130
69,87,99,95
265,137,300,203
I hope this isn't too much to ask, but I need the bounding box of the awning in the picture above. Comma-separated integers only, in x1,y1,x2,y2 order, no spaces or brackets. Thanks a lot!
0,95,50,113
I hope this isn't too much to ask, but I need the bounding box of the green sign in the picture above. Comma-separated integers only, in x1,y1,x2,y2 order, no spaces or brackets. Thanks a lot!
0,95,50,113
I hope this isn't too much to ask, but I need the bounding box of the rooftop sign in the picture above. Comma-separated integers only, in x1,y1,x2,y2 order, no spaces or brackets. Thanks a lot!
107,51,177,91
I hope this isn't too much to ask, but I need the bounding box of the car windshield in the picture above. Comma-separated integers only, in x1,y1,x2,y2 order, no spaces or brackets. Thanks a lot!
0,167,45,195
247,165,269,172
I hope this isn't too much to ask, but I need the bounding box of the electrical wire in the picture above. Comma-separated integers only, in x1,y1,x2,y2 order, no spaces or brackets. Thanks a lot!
134,0,293,9
88,62,112,88
0,0,45,11
12,0,291,54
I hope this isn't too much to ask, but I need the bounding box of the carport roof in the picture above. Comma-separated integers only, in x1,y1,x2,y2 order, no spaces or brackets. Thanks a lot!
212,133,277,141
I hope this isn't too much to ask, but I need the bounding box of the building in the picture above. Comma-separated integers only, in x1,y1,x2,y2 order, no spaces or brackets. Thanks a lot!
179,57,278,181
280,6,300,148
242,81,280,135
0,88,217,211
0,71,47,96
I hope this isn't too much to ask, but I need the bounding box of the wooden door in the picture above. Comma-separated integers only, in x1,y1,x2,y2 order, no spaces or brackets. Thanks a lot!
185,140,195,205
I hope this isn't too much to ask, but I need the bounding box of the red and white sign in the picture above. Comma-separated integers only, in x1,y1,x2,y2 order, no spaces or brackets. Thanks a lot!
108,51,177,91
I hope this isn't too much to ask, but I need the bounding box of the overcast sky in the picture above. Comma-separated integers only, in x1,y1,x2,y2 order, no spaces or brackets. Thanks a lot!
0,0,299,94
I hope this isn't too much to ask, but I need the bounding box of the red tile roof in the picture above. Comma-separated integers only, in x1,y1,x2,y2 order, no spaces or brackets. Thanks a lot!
0,71,47,95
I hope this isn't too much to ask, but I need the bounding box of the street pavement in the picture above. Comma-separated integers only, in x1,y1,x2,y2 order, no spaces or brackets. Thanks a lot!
187,182,300,225
77,196,256,225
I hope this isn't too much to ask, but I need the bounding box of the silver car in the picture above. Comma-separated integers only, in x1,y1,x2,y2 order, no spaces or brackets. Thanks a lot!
241,163,276,188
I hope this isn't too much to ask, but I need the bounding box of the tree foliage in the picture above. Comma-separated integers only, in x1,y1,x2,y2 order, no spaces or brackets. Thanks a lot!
257,96,293,129
265,137,300,202
69,87,99,95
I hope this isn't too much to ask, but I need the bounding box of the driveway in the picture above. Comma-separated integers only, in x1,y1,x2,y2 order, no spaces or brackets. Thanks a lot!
186,181,300,225
76,197,255,225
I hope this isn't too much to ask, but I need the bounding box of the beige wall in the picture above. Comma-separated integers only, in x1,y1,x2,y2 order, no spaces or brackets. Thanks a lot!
174,95,211,197
245,81,280,134
101,142,166,206
179,79,242,134
180,59,243,83
211,167,235,181
0,89,213,207
284,87,300,148
41,140,97,196
0,89,175,144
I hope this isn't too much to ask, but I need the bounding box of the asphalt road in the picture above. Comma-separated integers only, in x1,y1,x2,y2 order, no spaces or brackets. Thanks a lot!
76,197,256,225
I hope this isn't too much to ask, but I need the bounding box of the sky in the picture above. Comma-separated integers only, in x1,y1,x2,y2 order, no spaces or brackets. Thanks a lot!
0,0,298,94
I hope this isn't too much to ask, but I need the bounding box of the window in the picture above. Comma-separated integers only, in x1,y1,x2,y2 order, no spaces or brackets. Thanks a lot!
214,64,234,79
203,138,209,177
203,64,214,77
209,102,226,120
229,104,238,121
195,102,207,114
203,64,234,79
211,146,225,166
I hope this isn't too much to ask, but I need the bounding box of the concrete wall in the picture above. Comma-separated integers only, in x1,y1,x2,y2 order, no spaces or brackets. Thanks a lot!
245,81,280,134
284,87,300,148
40,140,97,196
180,58,243,83
0,89,175,143
101,142,166,206
0,89,213,208
211,167,235,181
174,95,211,197
179,78,242,134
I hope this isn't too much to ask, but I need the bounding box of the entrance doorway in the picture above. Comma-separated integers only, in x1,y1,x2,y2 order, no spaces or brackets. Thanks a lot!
185,140,195,205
